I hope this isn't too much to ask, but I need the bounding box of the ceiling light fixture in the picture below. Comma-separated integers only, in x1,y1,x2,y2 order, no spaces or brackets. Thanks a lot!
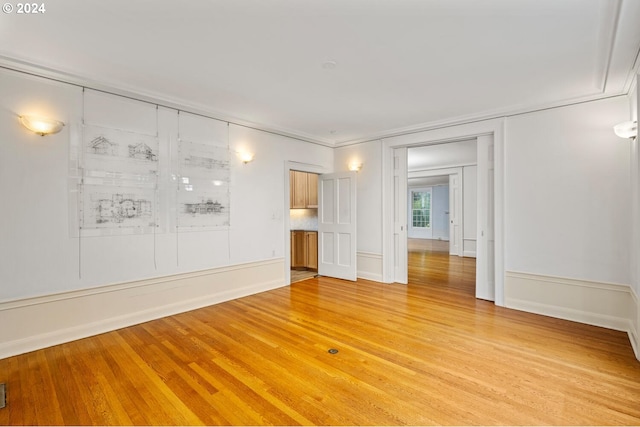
20,115,65,136
613,120,637,139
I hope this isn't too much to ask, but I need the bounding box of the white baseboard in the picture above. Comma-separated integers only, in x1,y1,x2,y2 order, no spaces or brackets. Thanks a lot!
0,258,285,359
357,252,383,282
630,287,639,360
463,239,476,258
505,271,639,361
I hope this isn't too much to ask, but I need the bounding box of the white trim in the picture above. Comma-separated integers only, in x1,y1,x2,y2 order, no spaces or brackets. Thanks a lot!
505,271,633,333
409,162,478,173
2,54,635,150
357,252,383,282
630,287,639,360
0,58,336,147
463,239,477,258
0,259,285,359
381,118,505,305
408,167,467,179
335,93,631,146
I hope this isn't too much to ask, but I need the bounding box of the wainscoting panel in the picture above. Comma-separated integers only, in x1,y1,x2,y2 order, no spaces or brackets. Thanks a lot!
357,252,383,282
505,271,638,361
463,239,477,258
631,287,639,359
0,259,285,359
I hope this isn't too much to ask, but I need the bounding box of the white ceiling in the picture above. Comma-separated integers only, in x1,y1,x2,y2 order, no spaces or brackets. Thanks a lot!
1,0,639,146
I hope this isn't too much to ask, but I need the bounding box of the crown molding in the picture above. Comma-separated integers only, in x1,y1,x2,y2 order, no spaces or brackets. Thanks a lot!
0,54,337,148
333,90,632,147
2,50,638,150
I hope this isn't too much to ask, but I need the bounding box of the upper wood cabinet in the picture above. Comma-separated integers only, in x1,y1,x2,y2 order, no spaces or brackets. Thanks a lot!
306,173,318,208
290,171,307,208
290,170,318,209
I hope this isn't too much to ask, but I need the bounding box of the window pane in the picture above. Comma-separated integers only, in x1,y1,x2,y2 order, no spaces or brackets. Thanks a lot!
411,190,431,229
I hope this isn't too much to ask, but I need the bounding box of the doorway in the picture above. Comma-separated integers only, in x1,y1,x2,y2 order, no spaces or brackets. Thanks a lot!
407,160,476,295
289,170,319,283
284,163,358,285
386,129,500,303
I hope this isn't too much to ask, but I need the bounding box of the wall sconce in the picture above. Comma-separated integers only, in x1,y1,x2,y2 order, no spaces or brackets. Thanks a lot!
613,120,637,139
20,115,65,136
239,152,254,164
348,162,362,172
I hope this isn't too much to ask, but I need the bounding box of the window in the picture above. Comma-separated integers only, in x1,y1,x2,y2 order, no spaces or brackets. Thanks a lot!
411,190,431,228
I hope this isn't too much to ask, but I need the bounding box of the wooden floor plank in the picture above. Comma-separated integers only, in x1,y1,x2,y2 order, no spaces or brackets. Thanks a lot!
1,243,639,425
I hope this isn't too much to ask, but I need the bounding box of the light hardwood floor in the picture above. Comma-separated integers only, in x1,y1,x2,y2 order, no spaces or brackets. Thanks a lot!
1,248,639,425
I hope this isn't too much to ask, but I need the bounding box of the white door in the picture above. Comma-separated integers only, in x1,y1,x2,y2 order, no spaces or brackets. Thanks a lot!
476,135,495,301
448,170,463,256
318,171,357,281
393,148,408,284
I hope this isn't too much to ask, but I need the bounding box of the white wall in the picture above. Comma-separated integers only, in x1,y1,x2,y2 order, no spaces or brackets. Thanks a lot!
333,141,383,281
333,141,383,254
630,76,639,356
338,95,634,348
228,124,332,263
0,70,83,301
0,68,333,303
432,185,449,240
630,79,639,296
0,68,333,357
504,96,631,285
503,95,636,355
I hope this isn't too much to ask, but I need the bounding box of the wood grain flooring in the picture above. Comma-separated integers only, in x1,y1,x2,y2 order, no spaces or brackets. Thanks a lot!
1,247,639,425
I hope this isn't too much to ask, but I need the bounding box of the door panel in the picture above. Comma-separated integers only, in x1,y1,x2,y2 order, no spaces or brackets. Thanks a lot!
318,172,357,281
393,148,408,284
476,135,495,301
449,171,462,256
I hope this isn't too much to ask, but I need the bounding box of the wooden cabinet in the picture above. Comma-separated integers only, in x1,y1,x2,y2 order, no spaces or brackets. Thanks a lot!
290,230,317,271
305,231,318,270
290,171,318,209
290,171,307,209
291,231,306,268
306,173,318,208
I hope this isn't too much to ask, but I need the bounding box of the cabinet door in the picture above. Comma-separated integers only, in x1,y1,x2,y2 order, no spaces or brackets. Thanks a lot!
305,231,318,270
291,231,306,268
290,171,307,209
306,173,318,208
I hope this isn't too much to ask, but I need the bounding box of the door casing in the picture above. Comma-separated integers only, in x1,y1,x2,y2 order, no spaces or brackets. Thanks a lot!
284,161,329,285
381,118,505,306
